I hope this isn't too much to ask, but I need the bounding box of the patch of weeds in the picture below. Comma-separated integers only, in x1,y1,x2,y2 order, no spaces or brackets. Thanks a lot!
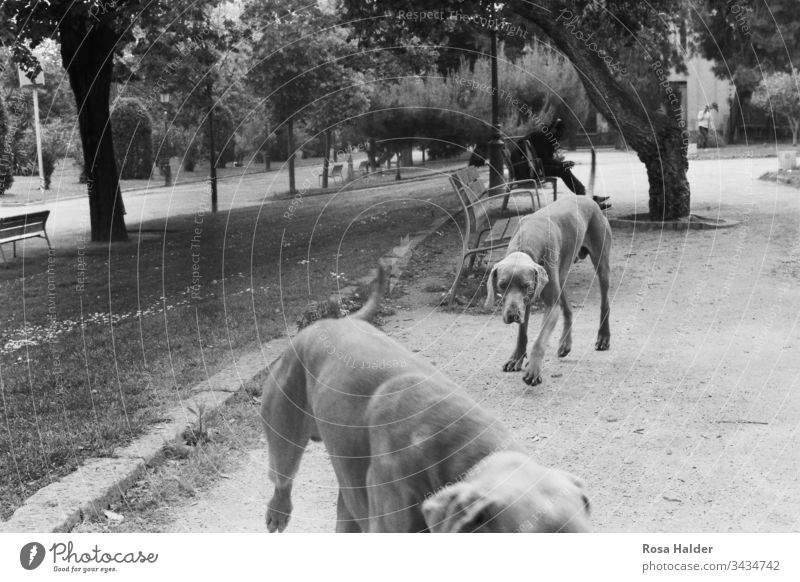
182,402,213,446
71,391,263,533
295,279,395,330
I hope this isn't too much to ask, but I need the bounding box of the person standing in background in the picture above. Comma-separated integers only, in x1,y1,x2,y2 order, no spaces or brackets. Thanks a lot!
697,103,718,148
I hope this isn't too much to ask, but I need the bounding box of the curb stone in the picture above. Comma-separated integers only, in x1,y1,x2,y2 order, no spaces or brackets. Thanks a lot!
0,212,453,534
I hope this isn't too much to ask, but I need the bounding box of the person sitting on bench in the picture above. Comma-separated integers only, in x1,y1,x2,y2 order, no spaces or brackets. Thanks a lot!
517,119,610,210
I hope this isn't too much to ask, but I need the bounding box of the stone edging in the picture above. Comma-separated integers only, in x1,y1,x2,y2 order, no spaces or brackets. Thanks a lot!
608,214,740,231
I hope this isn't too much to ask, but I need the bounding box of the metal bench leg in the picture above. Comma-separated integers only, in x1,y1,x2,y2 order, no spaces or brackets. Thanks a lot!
43,231,52,250
449,215,476,305
1,245,6,267
448,253,469,306
13,240,16,258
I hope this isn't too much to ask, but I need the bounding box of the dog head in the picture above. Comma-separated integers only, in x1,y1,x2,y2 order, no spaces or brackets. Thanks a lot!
421,451,591,533
484,252,549,324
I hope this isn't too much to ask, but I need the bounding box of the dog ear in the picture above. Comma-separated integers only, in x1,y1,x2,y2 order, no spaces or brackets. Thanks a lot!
483,264,499,309
422,483,494,533
526,263,550,301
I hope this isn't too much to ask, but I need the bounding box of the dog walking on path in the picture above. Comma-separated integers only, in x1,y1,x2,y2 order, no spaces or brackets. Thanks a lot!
485,195,612,386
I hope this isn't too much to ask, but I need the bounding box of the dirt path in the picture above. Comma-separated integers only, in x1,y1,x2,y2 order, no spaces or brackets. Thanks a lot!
90,154,800,533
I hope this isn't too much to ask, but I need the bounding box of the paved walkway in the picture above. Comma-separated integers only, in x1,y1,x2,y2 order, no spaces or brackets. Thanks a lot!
1,149,784,254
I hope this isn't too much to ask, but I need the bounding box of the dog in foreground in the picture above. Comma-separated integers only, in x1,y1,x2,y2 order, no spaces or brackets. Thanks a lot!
260,266,591,532
485,194,612,386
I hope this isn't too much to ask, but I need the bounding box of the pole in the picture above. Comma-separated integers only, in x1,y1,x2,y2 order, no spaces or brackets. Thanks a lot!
488,15,505,199
322,130,329,189
265,117,271,171
207,83,218,213
32,86,45,193
163,110,172,187
288,118,296,194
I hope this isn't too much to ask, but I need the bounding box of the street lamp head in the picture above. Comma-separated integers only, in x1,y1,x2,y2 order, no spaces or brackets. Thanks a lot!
159,92,170,104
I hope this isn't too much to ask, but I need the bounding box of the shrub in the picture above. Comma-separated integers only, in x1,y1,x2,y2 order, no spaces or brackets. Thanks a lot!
42,117,85,182
167,126,201,172
11,127,56,189
111,98,153,179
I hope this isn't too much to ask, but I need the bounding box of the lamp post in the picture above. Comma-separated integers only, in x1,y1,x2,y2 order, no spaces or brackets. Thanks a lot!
488,10,505,199
159,92,172,187
18,68,46,194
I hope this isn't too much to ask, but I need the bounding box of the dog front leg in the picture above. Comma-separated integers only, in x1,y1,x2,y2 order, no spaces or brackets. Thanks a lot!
261,369,312,533
523,299,560,386
503,303,531,371
336,490,362,532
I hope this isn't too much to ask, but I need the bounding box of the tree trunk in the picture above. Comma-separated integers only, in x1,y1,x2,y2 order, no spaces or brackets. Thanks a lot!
792,120,799,147
638,127,691,220
725,92,740,144
60,15,127,241
366,137,378,170
322,130,330,189
518,3,691,220
400,143,413,167
395,148,402,180
287,118,296,194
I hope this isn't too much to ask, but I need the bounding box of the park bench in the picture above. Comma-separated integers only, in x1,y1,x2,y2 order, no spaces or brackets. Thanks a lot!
0,210,52,267
358,160,371,176
446,167,541,305
318,163,344,186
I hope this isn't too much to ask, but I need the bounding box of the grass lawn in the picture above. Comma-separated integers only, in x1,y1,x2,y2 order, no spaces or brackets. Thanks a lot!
0,172,460,519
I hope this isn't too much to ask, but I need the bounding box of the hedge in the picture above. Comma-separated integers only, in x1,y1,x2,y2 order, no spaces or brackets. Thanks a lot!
111,98,153,179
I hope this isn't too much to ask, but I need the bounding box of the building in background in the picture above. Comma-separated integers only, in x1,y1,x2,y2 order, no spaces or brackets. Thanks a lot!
668,55,734,133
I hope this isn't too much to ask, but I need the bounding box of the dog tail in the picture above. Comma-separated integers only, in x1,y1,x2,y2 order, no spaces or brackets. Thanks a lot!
352,263,388,323
588,148,596,197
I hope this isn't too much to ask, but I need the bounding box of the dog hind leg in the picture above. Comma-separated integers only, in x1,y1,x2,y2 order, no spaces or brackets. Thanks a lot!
589,229,611,351
557,288,573,357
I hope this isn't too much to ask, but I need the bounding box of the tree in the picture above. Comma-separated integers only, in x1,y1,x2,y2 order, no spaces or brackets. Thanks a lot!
128,0,232,212
241,0,370,193
306,62,369,187
2,2,133,240
343,0,693,220
692,0,800,143
199,104,236,168
752,70,800,146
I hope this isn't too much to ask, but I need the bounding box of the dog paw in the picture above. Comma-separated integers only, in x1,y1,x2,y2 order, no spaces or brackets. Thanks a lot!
266,498,292,533
595,335,610,351
522,362,543,386
502,354,525,372
522,371,542,386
